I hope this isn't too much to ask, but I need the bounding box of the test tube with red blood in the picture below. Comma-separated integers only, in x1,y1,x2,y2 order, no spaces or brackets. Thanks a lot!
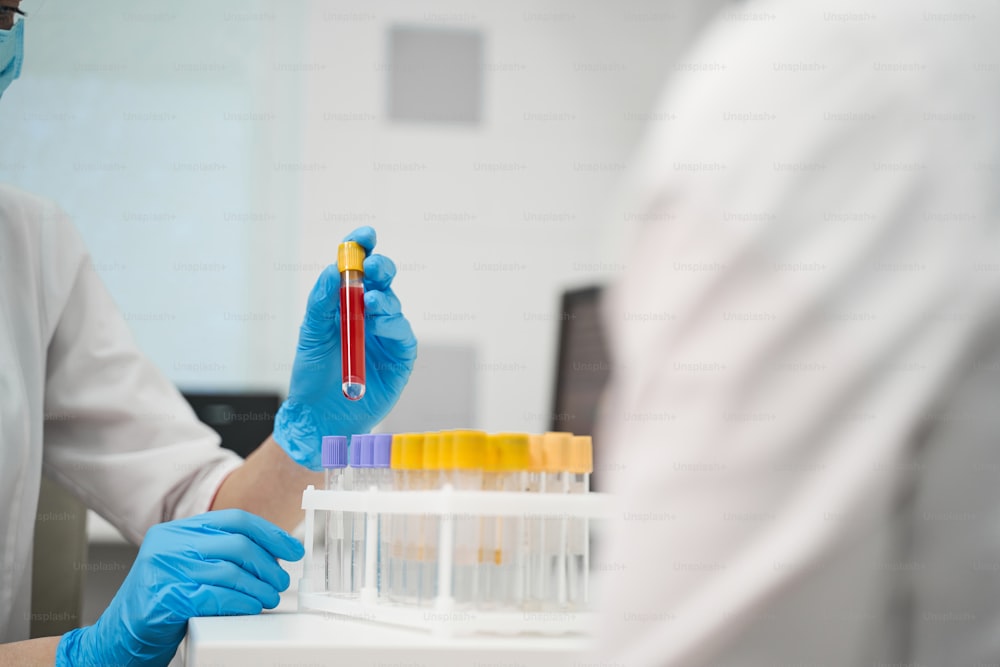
337,241,366,400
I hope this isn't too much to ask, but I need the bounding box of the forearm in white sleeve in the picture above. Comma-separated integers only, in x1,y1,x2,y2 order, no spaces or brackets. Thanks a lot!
40,214,241,545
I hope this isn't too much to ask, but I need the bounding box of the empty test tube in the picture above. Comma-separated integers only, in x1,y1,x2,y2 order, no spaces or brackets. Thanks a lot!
542,432,572,609
498,433,530,608
322,436,349,596
323,435,349,492
480,433,530,608
372,434,393,599
347,434,373,595
478,435,502,607
566,435,592,609
390,433,424,603
451,430,486,606
388,434,407,602
525,434,546,609
387,433,411,602
359,435,377,589
419,432,441,606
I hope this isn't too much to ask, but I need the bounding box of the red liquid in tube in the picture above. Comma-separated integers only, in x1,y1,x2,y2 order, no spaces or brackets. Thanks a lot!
340,282,365,400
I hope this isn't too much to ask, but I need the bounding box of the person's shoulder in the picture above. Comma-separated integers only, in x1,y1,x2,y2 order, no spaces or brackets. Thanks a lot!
0,183,72,245
0,182,61,217
0,184,88,335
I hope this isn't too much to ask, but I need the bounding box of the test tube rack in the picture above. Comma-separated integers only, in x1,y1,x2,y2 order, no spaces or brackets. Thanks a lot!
298,484,612,638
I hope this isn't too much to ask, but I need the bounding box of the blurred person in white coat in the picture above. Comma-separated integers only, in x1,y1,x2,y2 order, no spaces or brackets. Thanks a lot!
598,1,1000,665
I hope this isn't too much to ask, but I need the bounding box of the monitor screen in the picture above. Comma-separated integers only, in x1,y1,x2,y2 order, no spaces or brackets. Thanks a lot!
182,391,281,459
550,285,612,490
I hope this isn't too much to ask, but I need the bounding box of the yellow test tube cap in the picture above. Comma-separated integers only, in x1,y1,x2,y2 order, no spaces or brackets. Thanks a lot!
423,432,441,471
542,431,573,473
337,241,366,273
439,430,457,470
569,435,594,474
453,429,487,470
528,434,545,472
390,433,404,469
496,433,530,472
399,433,424,470
485,434,502,473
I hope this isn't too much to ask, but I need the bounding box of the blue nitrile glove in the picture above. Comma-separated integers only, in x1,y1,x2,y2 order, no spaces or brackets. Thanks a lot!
55,510,304,667
273,226,418,470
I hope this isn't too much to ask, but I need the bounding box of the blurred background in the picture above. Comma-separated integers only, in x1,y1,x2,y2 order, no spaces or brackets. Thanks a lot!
0,0,730,436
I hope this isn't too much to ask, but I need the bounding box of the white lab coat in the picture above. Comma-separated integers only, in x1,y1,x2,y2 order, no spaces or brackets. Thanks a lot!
598,0,1000,665
0,185,242,642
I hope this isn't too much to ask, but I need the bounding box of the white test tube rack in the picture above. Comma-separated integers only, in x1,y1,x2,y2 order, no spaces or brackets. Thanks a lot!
299,484,612,638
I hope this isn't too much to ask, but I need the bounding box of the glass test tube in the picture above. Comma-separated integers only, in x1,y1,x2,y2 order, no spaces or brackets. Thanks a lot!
419,432,441,606
401,434,425,604
358,435,377,592
567,435,592,609
525,434,546,610
337,241,366,400
430,432,457,606
346,434,369,595
389,433,419,603
388,434,407,603
478,435,502,608
478,433,529,608
542,432,572,609
451,430,485,606
372,433,393,599
498,433,530,609
322,436,349,596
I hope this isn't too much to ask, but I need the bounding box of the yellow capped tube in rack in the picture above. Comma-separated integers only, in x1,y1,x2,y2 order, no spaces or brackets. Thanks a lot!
389,433,423,603
542,432,573,609
524,433,546,608
450,430,486,606
566,435,592,609
494,433,531,608
418,432,441,606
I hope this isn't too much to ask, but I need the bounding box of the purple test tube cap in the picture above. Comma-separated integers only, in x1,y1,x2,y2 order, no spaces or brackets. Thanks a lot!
372,434,392,468
360,435,375,468
321,435,348,469
349,434,369,467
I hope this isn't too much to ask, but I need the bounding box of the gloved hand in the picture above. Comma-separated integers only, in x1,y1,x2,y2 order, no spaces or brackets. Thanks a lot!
56,510,304,667
274,226,418,470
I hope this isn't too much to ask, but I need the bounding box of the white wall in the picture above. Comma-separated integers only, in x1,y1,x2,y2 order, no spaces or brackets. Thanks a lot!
0,1,307,392
296,0,716,431
0,0,721,432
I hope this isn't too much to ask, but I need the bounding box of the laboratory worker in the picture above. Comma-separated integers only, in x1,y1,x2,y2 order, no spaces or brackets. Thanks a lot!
0,4,417,666
597,0,1000,665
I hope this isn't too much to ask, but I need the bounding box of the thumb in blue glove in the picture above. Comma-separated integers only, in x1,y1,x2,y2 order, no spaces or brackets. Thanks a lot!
56,509,304,667
274,226,418,470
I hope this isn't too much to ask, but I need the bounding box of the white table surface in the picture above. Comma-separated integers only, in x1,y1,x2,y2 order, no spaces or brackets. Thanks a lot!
185,610,592,667
184,558,594,667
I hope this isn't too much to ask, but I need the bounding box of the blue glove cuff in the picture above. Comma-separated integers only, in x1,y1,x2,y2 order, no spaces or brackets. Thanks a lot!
55,628,84,667
273,400,324,471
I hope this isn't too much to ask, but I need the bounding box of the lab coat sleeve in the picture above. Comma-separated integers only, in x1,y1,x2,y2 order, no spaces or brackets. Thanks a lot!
40,211,242,545
596,3,1000,665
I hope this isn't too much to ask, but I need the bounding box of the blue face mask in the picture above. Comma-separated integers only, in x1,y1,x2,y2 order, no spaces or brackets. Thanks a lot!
0,18,24,98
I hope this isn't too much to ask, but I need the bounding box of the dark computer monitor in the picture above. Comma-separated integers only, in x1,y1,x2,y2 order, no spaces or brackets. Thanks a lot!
181,391,282,458
550,285,612,491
